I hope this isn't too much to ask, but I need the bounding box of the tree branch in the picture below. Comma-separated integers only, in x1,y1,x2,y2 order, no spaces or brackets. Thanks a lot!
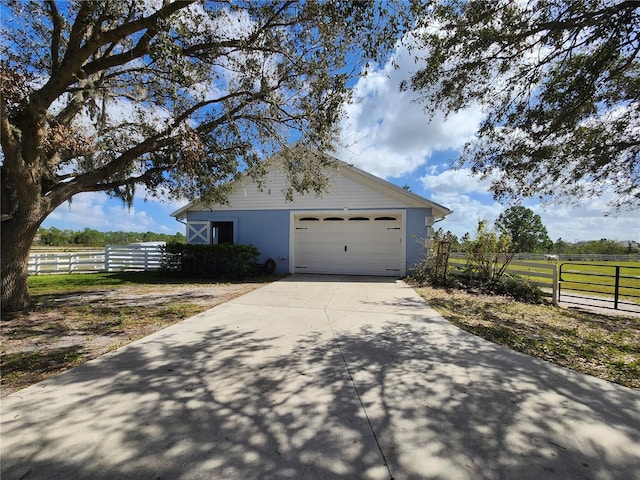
46,0,64,73
80,167,169,193
37,1,193,110
0,101,18,168
82,25,161,77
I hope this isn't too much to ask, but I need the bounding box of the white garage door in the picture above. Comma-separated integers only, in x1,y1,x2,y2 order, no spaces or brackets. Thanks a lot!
293,214,403,276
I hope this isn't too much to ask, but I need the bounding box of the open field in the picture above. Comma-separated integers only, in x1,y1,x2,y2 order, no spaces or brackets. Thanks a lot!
1,272,276,396
556,262,640,301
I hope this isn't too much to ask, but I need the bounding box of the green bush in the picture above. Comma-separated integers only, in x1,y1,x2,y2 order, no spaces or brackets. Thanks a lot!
161,243,260,279
406,257,431,286
479,275,544,304
501,276,544,303
407,257,460,288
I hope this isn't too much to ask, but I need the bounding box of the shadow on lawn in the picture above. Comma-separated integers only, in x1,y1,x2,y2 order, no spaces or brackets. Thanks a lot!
1,346,85,387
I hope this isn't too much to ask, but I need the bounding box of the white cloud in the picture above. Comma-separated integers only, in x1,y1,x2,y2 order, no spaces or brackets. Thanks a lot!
533,198,640,243
335,41,483,180
416,168,640,241
429,192,504,239
44,192,178,233
418,168,502,237
431,192,640,243
106,206,156,231
420,168,494,195
46,193,109,229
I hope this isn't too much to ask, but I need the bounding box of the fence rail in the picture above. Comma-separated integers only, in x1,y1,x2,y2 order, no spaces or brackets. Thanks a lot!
28,244,165,275
104,245,165,272
450,252,639,262
448,257,558,302
558,263,640,314
448,256,640,312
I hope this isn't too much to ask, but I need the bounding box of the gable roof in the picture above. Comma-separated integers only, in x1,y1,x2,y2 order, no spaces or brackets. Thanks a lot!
171,149,452,219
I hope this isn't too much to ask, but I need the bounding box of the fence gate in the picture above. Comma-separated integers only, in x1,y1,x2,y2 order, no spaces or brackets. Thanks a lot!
558,263,640,313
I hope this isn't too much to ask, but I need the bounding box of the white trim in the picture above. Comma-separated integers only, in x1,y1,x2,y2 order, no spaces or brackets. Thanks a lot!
400,212,407,276
288,211,296,274
289,209,406,276
187,221,210,244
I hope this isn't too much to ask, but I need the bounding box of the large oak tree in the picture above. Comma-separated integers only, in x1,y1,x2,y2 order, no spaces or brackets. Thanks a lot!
1,0,419,312
408,0,639,210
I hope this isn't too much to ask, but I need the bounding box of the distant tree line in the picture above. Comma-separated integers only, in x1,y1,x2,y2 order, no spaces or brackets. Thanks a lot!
436,207,639,255
442,233,638,255
552,238,639,256
36,227,185,247
441,232,640,255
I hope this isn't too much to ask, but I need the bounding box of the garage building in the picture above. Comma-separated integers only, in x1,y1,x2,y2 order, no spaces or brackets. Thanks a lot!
171,150,452,276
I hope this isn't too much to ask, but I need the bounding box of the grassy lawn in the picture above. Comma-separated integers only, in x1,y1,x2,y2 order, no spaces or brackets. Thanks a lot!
416,285,640,389
1,272,276,396
27,271,240,294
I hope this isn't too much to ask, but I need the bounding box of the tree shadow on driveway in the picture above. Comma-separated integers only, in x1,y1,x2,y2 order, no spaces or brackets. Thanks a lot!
2,305,639,479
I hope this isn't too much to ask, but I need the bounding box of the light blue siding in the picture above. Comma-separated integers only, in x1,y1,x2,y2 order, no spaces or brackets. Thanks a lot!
187,210,290,274
187,207,432,276
406,208,431,271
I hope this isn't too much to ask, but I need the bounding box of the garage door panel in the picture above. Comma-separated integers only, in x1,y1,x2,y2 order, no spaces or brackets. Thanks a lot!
296,261,398,276
294,214,403,276
296,245,344,256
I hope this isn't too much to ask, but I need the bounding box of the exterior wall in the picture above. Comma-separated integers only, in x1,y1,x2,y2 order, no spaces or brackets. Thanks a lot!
186,206,434,276
406,208,432,272
186,165,409,211
187,210,291,274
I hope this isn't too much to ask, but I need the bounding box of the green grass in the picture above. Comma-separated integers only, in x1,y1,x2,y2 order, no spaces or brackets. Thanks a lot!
27,271,271,296
28,272,165,294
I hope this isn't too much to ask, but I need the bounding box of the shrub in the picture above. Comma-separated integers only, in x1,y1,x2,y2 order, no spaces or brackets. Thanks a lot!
406,256,431,286
479,275,544,304
407,257,461,288
407,231,456,287
462,220,514,280
500,276,544,303
161,243,260,279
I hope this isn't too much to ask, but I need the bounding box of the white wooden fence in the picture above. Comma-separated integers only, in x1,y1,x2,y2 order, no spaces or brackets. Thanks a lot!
28,244,165,275
451,252,639,262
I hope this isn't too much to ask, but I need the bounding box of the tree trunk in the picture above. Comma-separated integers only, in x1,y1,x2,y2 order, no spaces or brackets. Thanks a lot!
1,211,43,314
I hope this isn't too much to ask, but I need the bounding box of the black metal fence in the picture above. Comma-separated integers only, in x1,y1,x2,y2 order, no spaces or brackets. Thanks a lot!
558,263,640,313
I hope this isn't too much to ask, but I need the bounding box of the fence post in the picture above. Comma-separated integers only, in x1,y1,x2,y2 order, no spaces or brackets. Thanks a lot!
105,246,110,272
614,266,620,310
552,263,559,306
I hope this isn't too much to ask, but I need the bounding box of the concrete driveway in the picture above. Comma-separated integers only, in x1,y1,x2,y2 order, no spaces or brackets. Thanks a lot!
2,275,639,480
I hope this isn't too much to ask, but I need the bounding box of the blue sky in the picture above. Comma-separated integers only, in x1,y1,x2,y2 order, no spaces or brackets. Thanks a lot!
41,22,639,243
